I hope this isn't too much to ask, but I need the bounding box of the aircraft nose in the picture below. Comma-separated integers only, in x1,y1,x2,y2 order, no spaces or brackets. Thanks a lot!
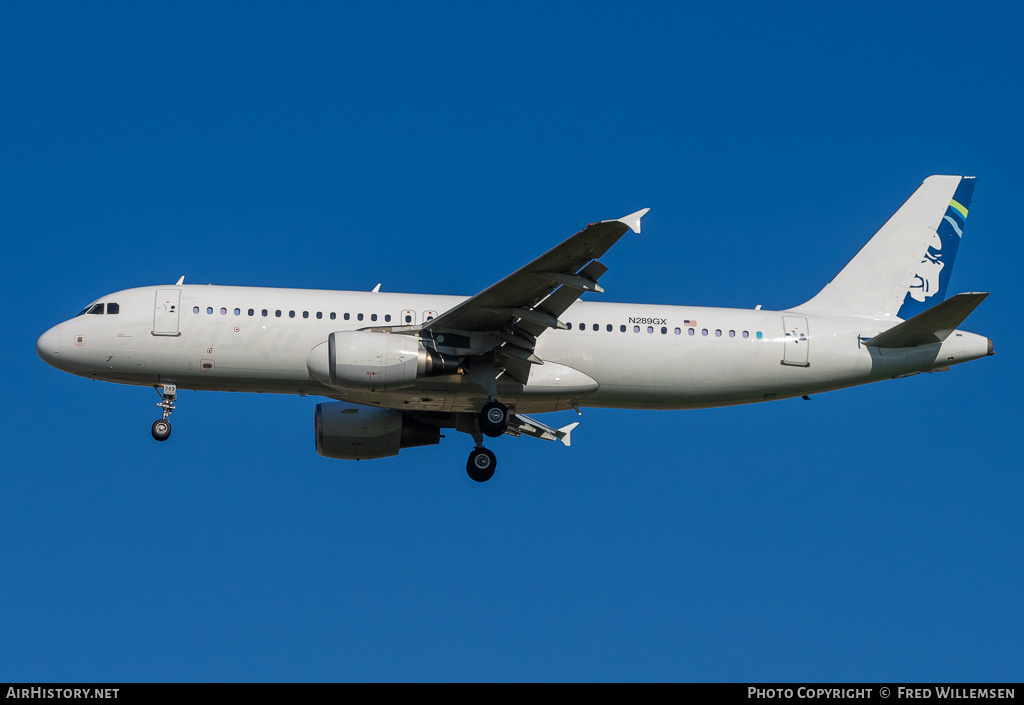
37,324,62,370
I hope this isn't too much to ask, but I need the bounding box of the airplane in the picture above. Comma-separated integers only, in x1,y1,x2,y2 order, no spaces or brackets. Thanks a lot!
36,175,992,482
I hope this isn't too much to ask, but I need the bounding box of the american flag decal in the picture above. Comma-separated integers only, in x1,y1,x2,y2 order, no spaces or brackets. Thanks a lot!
684,319,697,326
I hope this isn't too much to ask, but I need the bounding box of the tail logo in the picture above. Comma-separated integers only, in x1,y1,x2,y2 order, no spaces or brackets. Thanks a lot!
897,179,974,320
906,229,946,305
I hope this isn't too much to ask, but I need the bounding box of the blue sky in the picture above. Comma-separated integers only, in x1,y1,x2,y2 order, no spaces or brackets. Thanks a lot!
3,1,1022,682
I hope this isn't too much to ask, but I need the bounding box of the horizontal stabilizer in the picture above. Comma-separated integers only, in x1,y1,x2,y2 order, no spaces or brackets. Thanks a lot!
863,292,988,348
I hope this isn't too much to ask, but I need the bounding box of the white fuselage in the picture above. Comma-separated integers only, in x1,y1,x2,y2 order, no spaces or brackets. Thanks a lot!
37,284,992,414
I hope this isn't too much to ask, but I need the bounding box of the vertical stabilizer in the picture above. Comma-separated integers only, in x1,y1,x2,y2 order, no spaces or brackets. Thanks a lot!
796,176,975,319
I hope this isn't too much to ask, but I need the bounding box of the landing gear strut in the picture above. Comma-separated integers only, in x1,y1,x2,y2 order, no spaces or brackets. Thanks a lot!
152,383,176,442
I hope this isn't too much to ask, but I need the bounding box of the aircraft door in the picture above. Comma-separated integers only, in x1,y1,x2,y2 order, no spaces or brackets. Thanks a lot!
400,309,416,325
153,289,181,336
423,310,438,322
782,316,809,367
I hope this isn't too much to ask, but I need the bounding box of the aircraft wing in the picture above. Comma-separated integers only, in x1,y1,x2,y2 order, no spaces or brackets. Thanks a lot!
423,208,648,381
505,413,579,447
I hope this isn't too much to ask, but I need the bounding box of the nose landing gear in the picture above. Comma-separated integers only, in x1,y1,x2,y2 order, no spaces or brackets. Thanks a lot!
151,383,177,442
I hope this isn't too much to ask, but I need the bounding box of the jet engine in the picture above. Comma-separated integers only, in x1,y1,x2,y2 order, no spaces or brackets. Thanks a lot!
314,403,441,460
307,331,459,391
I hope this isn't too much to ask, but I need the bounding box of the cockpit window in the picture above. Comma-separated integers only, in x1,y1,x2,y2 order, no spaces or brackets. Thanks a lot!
74,302,118,317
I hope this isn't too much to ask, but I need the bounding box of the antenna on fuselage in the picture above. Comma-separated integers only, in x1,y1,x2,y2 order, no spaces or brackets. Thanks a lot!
175,276,185,285
371,283,382,293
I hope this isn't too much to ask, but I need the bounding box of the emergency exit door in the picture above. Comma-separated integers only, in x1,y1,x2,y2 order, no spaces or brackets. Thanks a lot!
782,316,809,367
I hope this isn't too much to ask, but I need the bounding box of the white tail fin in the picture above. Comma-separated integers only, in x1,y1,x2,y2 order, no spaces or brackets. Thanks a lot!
795,175,975,320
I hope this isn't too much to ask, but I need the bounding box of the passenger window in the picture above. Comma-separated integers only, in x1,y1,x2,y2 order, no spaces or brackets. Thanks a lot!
357,313,364,321
729,330,735,338
220,307,227,315
385,314,391,322
593,323,599,331
207,307,213,315
303,311,309,319
275,310,282,317
331,312,337,320
674,327,681,335
262,309,268,317
661,327,667,334
701,329,708,336
647,326,654,334
688,328,694,335
742,331,749,338
107,303,120,314
620,325,626,332
756,331,763,339
633,325,640,333
234,308,240,316
342,313,349,320
316,312,323,319
289,311,295,318
371,314,378,322
248,309,254,317
193,306,200,314
715,329,722,337
606,324,612,332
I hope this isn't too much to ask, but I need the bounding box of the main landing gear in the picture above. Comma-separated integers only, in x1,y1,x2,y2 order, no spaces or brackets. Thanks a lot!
467,447,497,483
479,399,510,438
151,383,176,442
465,398,509,482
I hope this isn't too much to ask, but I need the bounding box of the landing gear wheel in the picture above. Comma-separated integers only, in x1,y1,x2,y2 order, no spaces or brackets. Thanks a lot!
152,384,177,443
467,447,497,483
151,419,172,442
479,400,510,438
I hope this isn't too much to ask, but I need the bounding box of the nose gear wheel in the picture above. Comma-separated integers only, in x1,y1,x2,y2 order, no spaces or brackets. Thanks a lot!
152,418,171,441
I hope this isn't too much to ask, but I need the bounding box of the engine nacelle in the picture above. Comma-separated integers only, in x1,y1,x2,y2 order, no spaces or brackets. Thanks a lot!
314,403,441,460
307,331,459,391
